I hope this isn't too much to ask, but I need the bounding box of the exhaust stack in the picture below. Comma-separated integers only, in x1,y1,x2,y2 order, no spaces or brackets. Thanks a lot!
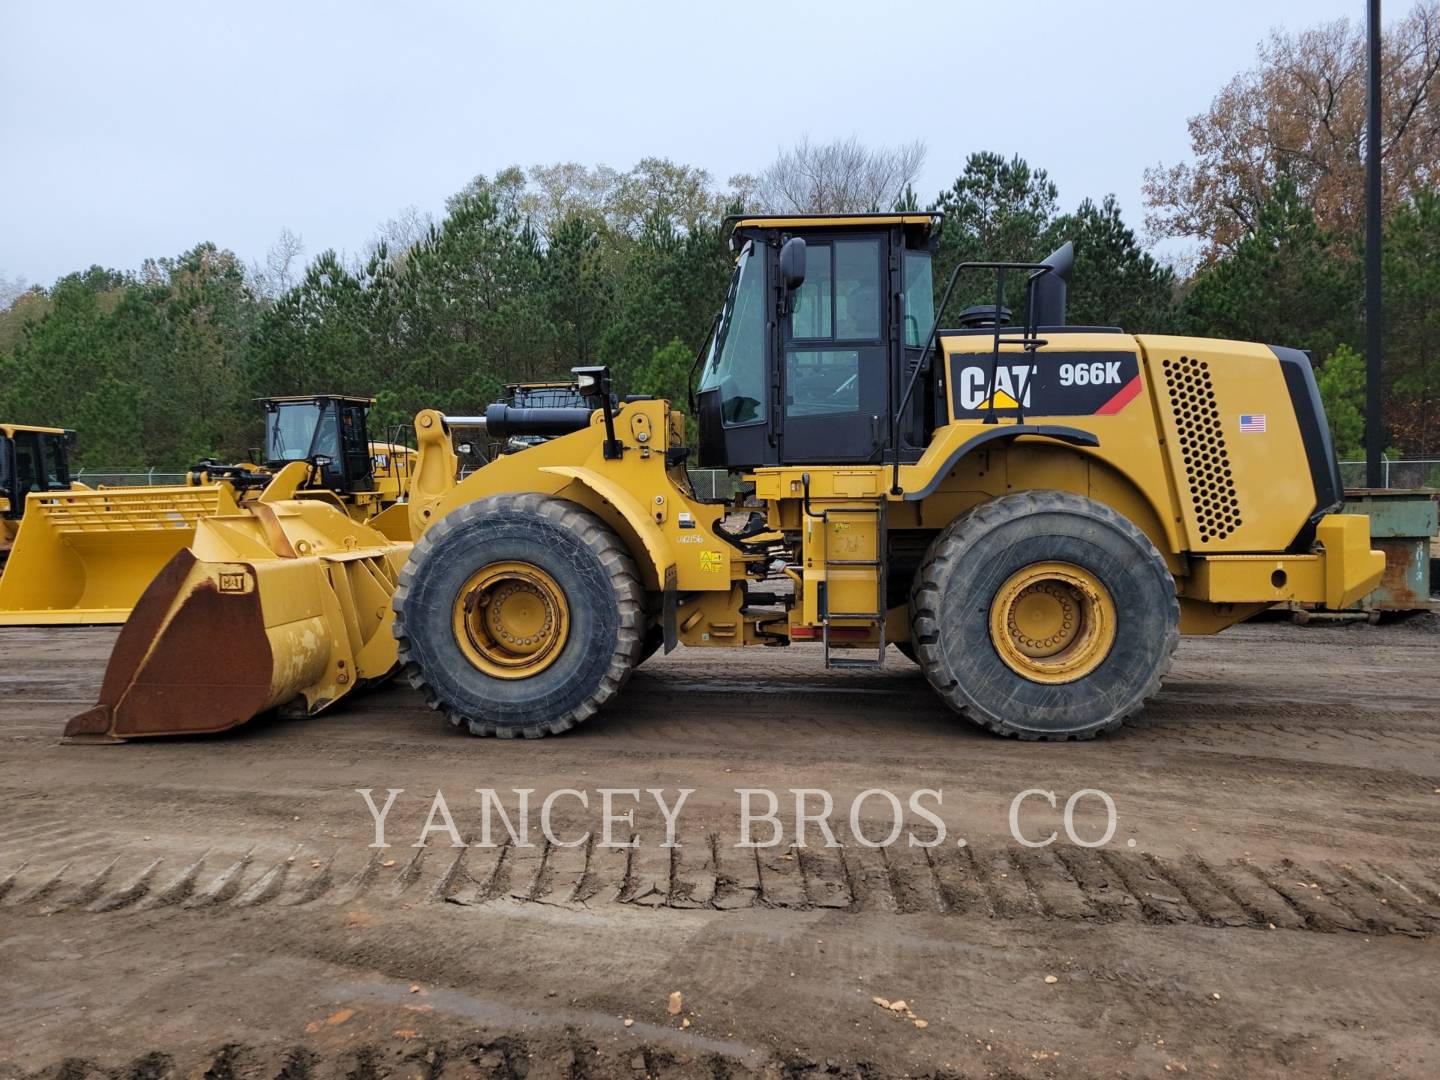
1032,241,1074,327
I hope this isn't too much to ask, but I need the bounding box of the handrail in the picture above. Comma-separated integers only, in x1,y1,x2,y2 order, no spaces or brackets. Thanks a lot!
889,259,1055,496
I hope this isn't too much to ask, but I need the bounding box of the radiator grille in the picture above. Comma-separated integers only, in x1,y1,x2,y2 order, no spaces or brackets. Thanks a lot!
1162,356,1240,543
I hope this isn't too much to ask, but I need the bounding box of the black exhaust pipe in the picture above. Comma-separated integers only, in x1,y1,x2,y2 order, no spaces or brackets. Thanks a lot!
1032,241,1074,327
483,403,594,439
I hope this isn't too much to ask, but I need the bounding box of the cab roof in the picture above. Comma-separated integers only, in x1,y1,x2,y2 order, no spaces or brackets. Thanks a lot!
724,212,940,250
258,395,375,406
727,212,939,229
1,423,68,438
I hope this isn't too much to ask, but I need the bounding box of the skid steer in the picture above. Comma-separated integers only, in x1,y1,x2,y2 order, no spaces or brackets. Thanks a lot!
0,395,414,625
69,213,1385,742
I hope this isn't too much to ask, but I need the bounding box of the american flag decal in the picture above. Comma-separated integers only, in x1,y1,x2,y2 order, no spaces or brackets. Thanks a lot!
1239,413,1267,432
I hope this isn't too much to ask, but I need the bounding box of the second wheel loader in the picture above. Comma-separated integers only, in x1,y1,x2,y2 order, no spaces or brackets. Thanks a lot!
70,212,1385,742
1,423,77,569
0,395,414,625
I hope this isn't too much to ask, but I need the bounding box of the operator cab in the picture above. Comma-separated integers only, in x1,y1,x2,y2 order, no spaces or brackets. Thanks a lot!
260,395,375,494
1,424,74,520
696,214,939,470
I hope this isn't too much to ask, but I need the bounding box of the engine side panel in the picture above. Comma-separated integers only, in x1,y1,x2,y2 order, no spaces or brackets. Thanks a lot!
1137,335,1318,554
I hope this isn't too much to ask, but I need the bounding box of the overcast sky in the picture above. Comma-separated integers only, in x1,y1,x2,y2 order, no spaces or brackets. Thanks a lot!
1,0,1366,288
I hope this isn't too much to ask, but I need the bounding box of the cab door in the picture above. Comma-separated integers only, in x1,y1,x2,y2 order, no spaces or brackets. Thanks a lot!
780,234,890,463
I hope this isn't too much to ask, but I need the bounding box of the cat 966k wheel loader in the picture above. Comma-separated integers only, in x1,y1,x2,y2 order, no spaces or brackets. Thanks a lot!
69,213,1385,742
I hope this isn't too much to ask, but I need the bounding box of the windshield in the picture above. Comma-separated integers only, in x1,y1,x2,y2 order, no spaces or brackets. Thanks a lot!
40,435,69,486
904,250,936,347
266,402,327,462
510,385,585,408
700,242,766,424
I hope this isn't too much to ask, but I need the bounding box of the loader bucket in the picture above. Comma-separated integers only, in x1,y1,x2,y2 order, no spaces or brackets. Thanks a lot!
64,500,410,741
0,485,242,625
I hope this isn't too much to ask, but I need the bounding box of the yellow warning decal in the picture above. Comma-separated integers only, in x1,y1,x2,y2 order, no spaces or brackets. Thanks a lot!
699,550,723,573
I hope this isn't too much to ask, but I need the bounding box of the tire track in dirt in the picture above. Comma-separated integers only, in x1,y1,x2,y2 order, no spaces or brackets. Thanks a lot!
3,838,1435,937
0,1034,953,1080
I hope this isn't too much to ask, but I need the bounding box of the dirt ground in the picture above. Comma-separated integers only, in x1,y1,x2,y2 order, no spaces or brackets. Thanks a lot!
1,618,1438,1080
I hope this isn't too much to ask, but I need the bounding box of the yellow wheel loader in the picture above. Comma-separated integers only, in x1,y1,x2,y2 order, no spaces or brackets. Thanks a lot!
0,395,415,625
69,213,1385,742
1,423,78,568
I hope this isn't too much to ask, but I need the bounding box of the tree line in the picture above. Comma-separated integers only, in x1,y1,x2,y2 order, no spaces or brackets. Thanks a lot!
2,3,1437,467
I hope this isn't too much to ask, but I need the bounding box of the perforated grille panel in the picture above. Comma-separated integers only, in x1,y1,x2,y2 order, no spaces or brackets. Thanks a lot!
1162,356,1241,543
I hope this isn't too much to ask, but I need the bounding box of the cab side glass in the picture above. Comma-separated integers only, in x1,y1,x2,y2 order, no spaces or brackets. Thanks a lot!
700,244,767,425
834,239,881,340
791,246,832,339
903,250,936,347
41,435,69,487
11,433,43,495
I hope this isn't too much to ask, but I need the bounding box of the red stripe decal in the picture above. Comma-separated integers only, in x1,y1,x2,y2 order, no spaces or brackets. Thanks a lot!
1096,375,1142,415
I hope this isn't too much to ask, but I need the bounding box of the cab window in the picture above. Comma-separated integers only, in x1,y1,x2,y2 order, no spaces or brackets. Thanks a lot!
40,435,69,487
340,403,372,484
791,239,881,341
791,246,832,339
903,250,935,347
784,237,882,420
785,350,861,416
700,242,766,425
11,432,43,495
267,402,323,462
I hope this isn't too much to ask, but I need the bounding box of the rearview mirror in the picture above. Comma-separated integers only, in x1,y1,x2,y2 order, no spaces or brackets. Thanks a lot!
779,236,806,292
571,365,612,400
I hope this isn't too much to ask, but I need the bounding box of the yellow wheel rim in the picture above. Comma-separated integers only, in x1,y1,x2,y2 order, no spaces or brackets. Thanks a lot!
452,561,570,679
988,561,1116,684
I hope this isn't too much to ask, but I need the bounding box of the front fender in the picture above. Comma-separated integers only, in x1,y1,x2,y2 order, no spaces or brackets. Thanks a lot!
538,465,677,589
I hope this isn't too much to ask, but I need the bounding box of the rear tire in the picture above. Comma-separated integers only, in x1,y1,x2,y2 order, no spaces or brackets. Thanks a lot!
393,494,644,738
909,490,1178,740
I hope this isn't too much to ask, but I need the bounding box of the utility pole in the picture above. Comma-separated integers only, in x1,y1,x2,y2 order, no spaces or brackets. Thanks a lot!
1365,0,1384,487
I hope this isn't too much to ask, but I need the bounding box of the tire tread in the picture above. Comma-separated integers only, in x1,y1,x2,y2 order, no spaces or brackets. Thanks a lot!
908,490,1179,741
393,494,644,739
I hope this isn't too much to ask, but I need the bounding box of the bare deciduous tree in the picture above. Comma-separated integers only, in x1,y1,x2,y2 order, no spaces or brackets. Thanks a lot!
368,205,436,265
0,271,28,310
752,135,928,214
249,228,306,299
1144,1,1440,260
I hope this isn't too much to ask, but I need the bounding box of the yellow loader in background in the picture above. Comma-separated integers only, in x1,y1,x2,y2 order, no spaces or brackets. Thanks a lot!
68,213,1386,742
1,423,79,568
0,395,415,625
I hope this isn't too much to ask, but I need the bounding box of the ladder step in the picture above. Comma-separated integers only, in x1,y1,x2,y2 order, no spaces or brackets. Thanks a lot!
826,655,885,670
817,499,887,672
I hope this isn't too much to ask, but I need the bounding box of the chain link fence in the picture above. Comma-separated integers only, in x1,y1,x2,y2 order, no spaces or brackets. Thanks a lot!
687,468,742,501
72,467,190,487
1338,459,1440,490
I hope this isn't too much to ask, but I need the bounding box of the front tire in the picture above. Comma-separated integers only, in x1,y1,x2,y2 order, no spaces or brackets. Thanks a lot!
394,494,644,738
909,490,1178,740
